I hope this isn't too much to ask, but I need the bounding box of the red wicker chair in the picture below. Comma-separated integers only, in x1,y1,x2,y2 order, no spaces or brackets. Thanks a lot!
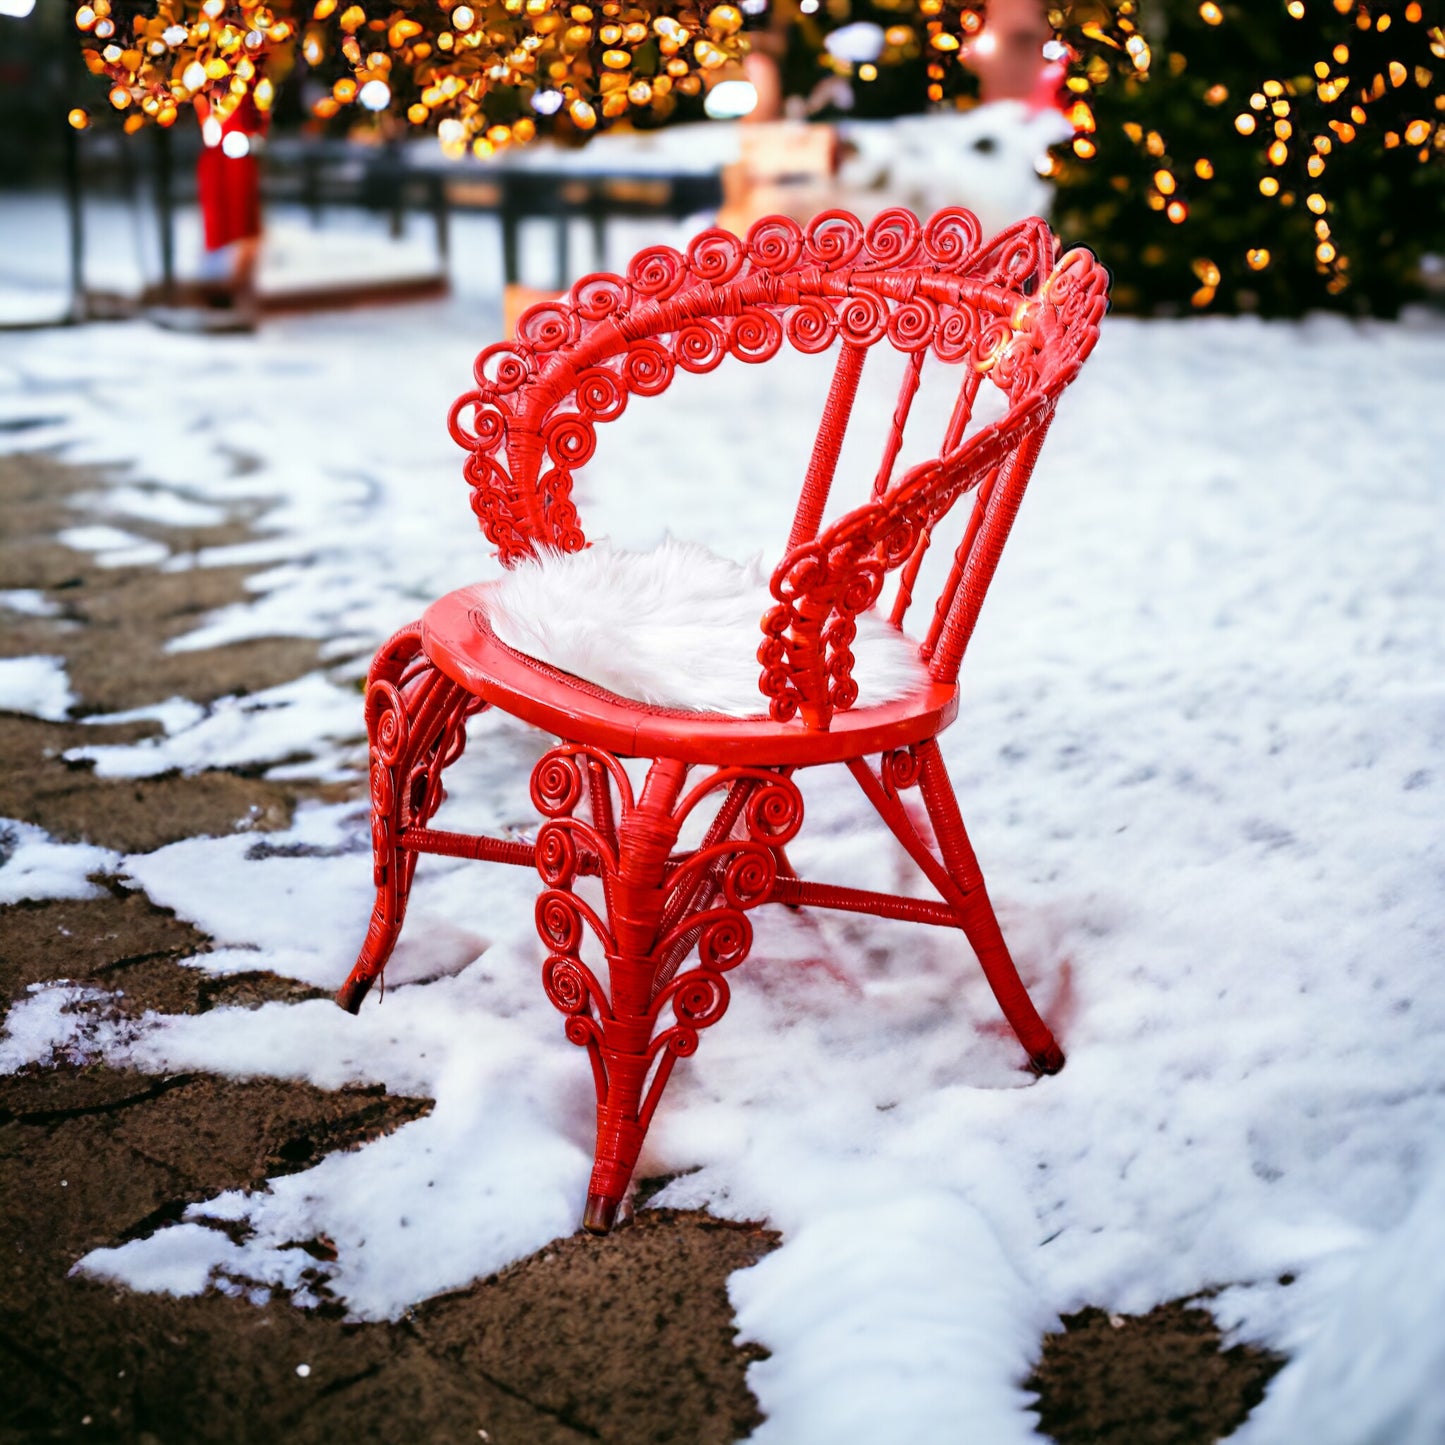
337,207,1109,1233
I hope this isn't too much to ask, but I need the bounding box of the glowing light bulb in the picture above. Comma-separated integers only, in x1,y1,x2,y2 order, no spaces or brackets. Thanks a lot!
704,78,757,117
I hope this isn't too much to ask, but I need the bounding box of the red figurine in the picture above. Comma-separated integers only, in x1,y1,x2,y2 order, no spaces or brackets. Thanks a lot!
194,89,266,310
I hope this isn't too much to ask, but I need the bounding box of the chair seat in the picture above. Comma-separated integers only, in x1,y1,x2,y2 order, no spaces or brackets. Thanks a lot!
422,581,961,767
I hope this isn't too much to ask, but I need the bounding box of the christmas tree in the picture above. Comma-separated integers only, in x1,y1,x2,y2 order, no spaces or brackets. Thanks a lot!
1047,0,1445,315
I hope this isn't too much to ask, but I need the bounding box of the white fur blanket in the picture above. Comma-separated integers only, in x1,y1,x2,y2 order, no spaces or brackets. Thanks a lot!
487,538,927,716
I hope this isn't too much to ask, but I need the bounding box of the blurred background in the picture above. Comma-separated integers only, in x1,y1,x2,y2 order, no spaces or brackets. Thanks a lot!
1,0,1442,331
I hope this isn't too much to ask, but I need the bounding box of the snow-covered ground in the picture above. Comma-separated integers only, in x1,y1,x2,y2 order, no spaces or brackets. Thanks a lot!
1,208,1443,1442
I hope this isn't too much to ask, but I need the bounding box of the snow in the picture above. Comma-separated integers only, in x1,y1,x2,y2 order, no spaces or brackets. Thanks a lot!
2,181,1444,1438
55,524,170,569
73,483,227,530
730,1194,1055,1445
0,191,443,319
0,982,136,1073
0,588,63,618
66,674,363,781
1232,1154,1445,1445
0,819,119,905
0,654,77,721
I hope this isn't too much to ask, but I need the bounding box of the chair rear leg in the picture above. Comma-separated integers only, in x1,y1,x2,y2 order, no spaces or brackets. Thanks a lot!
914,740,1065,1075
337,626,481,1013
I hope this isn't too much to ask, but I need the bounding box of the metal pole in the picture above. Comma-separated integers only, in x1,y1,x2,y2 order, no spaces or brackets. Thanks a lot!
63,111,86,322
153,122,175,305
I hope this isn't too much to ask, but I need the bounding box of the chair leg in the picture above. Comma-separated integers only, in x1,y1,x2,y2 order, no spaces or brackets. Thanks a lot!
913,740,1064,1075
336,625,481,1014
530,745,803,1231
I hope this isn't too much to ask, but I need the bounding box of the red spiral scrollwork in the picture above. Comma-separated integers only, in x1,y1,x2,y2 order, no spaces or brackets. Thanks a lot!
923,207,983,266
934,306,979,364
887,295,939,353
803,209,865,270
880,746,923,795
516,301,577,353
543,412,597,469
564,1014,604,1050
536,889,583,953
728,308,784,364
447,393,507,455
543,952,610,1020
865,208,923,267
621,339,675,397
671,967,731,1025
785,298,838,355
686,227,746,285
542,952,589,1014
574,366,628,423
745,776,803,845
366,680,409,767
535,821,578,887
720,849,774,912
474,343,531,395
837,290,890,348
572,272,629,322
628,244,688,299
675,319,728,374
531,750,584,817
745,214,804,274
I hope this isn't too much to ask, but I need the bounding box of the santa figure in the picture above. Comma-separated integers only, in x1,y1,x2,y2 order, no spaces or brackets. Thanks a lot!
194,87,266,315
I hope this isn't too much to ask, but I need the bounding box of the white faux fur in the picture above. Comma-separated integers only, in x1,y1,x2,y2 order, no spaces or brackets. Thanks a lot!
487,538,928,716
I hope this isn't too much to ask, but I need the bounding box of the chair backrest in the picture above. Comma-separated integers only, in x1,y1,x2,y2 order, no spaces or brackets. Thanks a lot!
449,207,1108,729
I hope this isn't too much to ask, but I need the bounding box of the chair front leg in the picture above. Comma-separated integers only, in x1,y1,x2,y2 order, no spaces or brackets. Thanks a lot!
530,746,803,1232
337,625,482,1013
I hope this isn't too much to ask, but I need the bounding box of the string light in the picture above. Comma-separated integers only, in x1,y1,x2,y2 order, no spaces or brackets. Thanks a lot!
62,0,1445,309
70,0,748,149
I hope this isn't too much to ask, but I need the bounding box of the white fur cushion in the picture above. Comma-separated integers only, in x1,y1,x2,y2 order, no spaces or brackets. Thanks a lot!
486,538,927,717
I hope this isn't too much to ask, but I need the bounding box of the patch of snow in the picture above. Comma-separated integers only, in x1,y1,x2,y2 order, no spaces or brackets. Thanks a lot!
1231,1155,1445,1445
75,484,228,530
0,655,77,721
0,818,119,905
730,1194,1055,1444
0,983,137,1074
81,696,208,733
0,589,62,618
64,673,363,780
56,524,170,568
